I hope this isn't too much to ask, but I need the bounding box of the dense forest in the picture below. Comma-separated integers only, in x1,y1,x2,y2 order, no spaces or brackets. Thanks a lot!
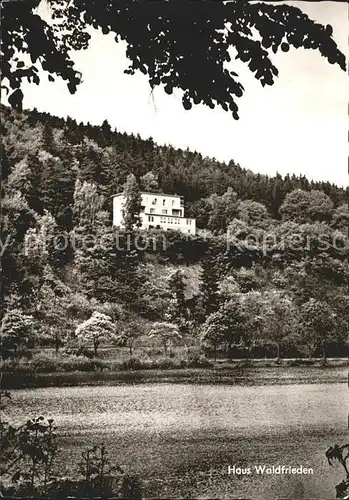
1,104,349,363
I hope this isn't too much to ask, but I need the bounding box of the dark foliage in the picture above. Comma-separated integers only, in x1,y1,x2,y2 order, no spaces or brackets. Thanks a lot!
1,1,346,116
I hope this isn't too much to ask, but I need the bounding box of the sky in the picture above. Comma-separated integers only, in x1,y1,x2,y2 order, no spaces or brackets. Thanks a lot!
20,1,348,187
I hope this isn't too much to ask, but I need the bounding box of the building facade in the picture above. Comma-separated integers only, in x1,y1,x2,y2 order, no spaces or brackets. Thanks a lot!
113,192,196,235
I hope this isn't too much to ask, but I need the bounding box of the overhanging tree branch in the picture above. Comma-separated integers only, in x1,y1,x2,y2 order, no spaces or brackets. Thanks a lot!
1,0,346,116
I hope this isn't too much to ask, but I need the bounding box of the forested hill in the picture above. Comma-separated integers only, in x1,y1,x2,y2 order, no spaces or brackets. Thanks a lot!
1,104,347,229
1,103,349,361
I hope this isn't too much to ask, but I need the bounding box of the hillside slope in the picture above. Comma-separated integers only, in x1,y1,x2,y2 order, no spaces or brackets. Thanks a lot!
1,104,349,360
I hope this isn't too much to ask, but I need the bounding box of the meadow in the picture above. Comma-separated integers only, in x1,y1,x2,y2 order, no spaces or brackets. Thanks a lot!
5,373,348,499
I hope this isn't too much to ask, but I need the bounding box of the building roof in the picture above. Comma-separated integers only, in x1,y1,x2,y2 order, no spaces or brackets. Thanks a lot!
112,191,182,198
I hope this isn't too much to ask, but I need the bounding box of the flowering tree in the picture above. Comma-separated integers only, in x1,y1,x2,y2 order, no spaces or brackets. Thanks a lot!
148,322,182,356
0,309,34,357
75,311,115,357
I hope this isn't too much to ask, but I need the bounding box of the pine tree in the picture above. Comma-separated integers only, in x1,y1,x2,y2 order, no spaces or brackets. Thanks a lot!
63,116,82,145
167,269,186,323
199,250,221,319
42,122,55,154
271,174,284,218
26,152,45,214
100,119,112,147
115,245,147,311
122,174,142,231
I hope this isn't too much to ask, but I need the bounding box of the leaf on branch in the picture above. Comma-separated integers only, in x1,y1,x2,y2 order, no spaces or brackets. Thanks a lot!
8,88,23,111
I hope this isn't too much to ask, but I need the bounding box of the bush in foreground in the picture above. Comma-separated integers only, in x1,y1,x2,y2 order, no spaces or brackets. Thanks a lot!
0,390,142,498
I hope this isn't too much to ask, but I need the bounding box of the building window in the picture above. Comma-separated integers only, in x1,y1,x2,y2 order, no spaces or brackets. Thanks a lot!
150,208,155,214
172,200,175,206
162,209,167,215
188,229,191,234
163,199,166,206
186,219,191,225
148,216,154,222
152,198,157,205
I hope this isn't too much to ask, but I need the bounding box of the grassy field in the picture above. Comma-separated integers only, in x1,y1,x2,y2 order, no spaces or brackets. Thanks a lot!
1,358,347,389
6,379,348,499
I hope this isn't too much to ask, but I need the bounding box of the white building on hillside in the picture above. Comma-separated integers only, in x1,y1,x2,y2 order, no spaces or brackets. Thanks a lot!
112,192,196,235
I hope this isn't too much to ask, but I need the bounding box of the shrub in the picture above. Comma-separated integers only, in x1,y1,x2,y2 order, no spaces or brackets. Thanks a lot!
152,356,181,369
31,352,58,373
120,357,149,371
63,344,95,359
59,355,96,372
0,355,39,374
239,359,253,368
29,353,109,373
186,354,213,368
141,346,164,357
0,415,58,497
286,358,316,367
2,349,212,375
1,406,142,500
